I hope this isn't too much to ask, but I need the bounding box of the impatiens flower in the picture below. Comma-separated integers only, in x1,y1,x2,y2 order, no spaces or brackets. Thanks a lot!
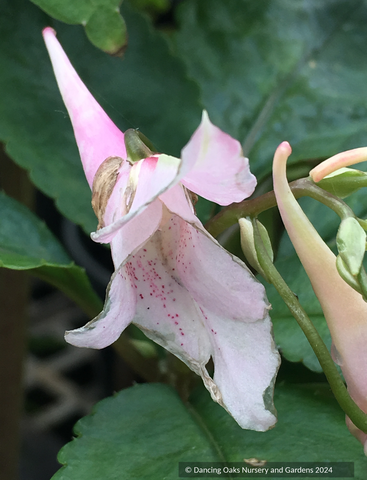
273,142,367,453
42,27,280,431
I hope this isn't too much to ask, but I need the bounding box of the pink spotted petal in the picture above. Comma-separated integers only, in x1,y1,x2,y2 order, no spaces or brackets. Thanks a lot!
161,186,269,322
92,154,181,243
125,214,279,430
180,111,256,205
65,265,136,348
43,27,126,187
124,230,212,373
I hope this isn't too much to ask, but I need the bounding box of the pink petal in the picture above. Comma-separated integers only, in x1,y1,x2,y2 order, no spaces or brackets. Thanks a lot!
161,185,269,322
110,200,163,268
92,154,181,243
65,265,136,348
43,27,126,187
156,212,279,429
159,183,199,226
124,229,212,371
181,111,256,205
127,214,279,429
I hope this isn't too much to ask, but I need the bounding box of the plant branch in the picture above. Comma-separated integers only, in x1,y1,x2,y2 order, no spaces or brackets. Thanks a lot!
205,178,354,238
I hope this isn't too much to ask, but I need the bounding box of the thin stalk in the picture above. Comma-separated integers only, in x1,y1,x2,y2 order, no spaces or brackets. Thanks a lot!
252,218,367,433
205,178,354,238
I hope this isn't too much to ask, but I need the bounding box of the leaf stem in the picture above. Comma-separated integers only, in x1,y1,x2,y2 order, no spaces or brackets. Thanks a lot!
205,178,354,238
252,218,367,433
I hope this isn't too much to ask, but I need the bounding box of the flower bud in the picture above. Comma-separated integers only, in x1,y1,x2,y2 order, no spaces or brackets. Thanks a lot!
336,217,366,276
239,217,273,282
336,255,363,297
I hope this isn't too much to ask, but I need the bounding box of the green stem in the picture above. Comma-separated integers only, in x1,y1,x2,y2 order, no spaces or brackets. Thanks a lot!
205,178,354,238
252,218,367,433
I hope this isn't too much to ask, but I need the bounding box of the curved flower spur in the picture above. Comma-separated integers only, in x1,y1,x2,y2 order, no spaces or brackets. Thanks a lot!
273,142,367,453
43,27,280,431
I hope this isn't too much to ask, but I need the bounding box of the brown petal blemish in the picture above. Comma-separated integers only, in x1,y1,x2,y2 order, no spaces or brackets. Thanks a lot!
92,156,123,229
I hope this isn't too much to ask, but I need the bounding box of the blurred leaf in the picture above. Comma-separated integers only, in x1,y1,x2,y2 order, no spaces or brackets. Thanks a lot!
129,0,170,17
195,197,218,224
175,0,367,179
30,0,127,55
0,0,201,234
0,191,101,316
52,382,367,479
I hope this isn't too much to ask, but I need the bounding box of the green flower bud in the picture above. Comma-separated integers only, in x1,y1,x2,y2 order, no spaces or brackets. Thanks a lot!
336,255,363,296
239,217,273,282
336,217,366,276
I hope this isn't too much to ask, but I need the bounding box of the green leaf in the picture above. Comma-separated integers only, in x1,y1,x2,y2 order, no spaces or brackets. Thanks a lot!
84,6,127,56
0,0,201,234
316,168,367,199
174,0,367,179
0,191,101,316
52,383,367,479
30,0,128,55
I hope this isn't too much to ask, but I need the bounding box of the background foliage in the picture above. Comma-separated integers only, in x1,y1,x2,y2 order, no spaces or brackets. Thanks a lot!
1,0,367,477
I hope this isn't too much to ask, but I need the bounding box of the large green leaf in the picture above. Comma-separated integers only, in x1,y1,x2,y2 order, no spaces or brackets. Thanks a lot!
30,0,128,55
175,0,367,179
0,0,201,234
0,191,101,316
52,383,367,479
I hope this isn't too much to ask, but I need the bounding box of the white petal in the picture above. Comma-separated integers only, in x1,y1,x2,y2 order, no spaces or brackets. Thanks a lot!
65,265,136,349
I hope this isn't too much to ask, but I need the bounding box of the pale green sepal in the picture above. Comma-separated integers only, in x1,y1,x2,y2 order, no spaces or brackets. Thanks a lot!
314,168,367,199
238,217,273,282
336,217,366,276
336,255,363,296
258,220,274,263
124,129,156,164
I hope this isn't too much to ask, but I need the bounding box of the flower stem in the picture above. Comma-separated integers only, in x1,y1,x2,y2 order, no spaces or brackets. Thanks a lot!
252,218,367,433
205,178,354,238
